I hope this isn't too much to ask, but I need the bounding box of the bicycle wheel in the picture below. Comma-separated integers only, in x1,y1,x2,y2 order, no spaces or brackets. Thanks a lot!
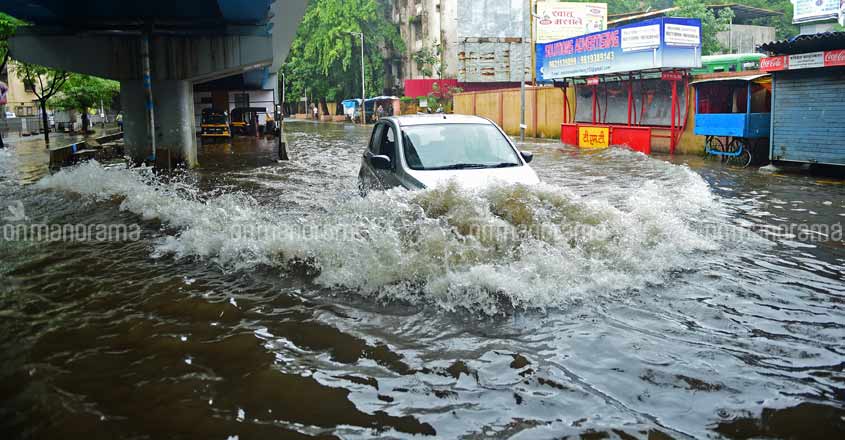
725,138,752,168
704,136,725,161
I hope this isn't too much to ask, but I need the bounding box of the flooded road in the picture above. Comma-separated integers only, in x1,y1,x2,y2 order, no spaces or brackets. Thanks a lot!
1,121,844,439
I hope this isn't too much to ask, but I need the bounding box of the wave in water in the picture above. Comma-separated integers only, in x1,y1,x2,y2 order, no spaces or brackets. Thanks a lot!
37,160,720,314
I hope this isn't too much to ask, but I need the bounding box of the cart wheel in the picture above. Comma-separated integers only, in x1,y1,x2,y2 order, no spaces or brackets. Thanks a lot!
705,136,725,161
726,138,752,168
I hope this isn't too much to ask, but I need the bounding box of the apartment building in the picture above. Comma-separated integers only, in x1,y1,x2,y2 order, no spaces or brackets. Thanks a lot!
0,64,40,117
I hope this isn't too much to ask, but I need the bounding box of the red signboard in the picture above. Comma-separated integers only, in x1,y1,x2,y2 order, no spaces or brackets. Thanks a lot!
586,77,600,86
824,49,845,67
661,71,683,81
760,55,787,72
762,50,845,71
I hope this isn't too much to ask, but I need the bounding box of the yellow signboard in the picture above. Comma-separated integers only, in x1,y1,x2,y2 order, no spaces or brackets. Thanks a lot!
578,126,609,149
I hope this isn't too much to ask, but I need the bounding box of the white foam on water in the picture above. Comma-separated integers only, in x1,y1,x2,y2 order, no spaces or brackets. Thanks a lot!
37,160,721,314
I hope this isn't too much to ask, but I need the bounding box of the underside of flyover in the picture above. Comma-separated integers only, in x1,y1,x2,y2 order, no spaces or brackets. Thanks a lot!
1,0,307,167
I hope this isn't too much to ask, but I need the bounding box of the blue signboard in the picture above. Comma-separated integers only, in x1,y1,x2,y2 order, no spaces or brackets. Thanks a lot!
536,17,702,82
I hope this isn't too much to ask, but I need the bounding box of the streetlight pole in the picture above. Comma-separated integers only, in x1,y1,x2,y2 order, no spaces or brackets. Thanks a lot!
348,31,366,124
519,0,530,142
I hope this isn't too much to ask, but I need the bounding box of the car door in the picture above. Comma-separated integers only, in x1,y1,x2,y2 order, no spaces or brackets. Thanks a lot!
360,123,386,191
375,122,402,189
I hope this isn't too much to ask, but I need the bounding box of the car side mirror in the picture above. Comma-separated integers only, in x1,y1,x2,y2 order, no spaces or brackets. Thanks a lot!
520,151,534,163
371,154,391,170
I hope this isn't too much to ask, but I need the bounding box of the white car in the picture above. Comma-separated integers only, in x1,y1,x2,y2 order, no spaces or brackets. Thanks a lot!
358,114,539,193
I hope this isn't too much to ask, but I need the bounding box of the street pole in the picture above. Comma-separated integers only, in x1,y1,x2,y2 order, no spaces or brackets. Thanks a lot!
360,32,365,125
348,31,366,125
519,0,528,142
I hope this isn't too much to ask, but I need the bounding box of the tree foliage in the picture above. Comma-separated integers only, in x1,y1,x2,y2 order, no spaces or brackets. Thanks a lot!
50,74,119,132
281,0,404,106
13,62,70,142
50,74,119,113
673,0,734,55
0,12,23,72
413,43,446,79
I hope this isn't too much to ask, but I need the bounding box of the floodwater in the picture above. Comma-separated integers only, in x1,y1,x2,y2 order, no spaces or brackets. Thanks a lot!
1,121,844,439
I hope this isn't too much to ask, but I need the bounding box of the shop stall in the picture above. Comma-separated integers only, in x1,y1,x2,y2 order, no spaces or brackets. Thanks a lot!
760,33,845,166
690,74,772,167
536,17,702,154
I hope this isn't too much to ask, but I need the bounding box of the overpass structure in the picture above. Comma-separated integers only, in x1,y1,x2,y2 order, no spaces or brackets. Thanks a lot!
1,0,307,167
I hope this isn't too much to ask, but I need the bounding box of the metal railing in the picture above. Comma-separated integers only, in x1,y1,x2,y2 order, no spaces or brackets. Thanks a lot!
0,117,46,137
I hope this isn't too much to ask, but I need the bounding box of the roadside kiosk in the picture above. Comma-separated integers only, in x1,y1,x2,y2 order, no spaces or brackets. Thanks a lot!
759,32,845,167
536,17,702,154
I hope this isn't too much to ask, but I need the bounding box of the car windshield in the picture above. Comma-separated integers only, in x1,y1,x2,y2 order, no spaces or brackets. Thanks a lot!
402,123,521,170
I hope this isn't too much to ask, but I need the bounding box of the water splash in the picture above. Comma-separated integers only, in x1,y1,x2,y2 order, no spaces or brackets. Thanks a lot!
37,160,719,314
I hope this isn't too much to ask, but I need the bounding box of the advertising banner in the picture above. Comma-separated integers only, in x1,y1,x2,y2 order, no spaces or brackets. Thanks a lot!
792,0,840,24
761,50,845,71
789,52,825,69
536,18,702,82
535,2,607,43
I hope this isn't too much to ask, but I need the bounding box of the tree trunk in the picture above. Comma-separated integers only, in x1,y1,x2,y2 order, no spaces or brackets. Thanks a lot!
319,97,329,116
40,100,50,145
81,108,90,134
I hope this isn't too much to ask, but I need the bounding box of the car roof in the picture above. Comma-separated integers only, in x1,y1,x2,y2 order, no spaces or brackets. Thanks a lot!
386,114,493,127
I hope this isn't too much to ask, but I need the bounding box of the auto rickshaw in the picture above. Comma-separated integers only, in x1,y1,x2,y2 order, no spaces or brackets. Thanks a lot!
230,107,267,136
200,108,231,143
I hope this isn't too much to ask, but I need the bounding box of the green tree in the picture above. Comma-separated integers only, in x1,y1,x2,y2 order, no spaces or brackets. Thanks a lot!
281,0,404,113
0,12,23,149
0,13,22,74
13,62,70,144
413,43,446,79
673,0,734,55
50,74,119,133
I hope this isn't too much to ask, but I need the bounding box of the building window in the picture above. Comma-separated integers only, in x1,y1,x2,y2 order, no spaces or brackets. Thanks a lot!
234,93,250,108
23,80,35,93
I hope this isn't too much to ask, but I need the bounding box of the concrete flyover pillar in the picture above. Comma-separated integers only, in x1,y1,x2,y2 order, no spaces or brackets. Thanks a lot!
155,80,197,168
120,80,197,168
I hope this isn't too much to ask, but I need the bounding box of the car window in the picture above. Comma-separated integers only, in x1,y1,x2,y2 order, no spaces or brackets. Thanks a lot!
402,123,521,170
380,124,397,165
368,125,384,153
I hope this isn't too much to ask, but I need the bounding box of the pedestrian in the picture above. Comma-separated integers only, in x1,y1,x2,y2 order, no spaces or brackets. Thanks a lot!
312,104,318,120
116,112,123,131
377,104,384,120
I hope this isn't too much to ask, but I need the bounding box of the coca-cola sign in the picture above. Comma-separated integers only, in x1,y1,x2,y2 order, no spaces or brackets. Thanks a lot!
824,49,845,67
760,56,787,72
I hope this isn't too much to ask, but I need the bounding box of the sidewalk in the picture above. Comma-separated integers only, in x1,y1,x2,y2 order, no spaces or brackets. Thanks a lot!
2,126,117,149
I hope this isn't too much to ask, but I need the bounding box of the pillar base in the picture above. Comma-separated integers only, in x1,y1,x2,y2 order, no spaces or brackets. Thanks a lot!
119,79,198,168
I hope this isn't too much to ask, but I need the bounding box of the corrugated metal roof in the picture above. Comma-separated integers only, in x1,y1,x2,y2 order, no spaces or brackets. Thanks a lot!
758,32,845,55
689,74,769,86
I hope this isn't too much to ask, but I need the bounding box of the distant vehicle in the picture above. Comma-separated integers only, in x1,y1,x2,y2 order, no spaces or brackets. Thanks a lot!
200,108,231,142
358,114,539,193
4,111,15,118
692,53,764,75
230,107,267,135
